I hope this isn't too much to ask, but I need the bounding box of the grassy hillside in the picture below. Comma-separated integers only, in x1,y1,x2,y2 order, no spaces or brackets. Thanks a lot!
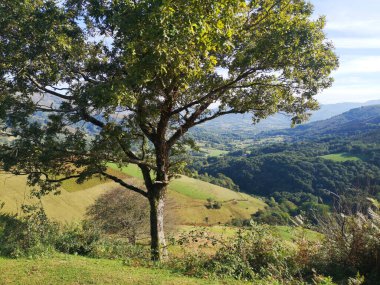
0,254,243,285
108,164,266,225
0,165,265,226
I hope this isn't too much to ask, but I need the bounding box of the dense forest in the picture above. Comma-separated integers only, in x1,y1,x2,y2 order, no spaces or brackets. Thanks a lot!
190,106,380,225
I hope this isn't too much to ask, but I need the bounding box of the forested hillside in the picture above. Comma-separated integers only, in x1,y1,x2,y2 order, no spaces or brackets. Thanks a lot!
261,105,380,139
190,105,380,224
191,101,380,139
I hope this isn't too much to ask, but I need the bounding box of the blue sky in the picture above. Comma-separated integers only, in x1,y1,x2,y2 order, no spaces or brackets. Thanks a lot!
312,0,380,103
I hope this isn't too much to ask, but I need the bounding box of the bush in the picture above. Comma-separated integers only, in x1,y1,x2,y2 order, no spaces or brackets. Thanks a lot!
170,222,304,282
55,222,101,255
86,188,149,244
207,222,299,281
90,236,150,263
314,212,380,284
205,198,222,209
0,205,59,258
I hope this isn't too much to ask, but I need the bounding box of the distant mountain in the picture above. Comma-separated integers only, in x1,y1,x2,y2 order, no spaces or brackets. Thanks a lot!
308,100,380,122
261,105,380,139
194,100,380,136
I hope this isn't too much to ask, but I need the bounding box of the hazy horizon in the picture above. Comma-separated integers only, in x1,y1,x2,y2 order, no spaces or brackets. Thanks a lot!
313,0,380,104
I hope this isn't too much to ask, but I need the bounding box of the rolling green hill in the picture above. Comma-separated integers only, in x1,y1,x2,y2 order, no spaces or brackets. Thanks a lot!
0,165,265,226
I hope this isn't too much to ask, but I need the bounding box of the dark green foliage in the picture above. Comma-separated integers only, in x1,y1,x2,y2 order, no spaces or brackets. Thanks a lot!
191,129,380,218
0,205,59,258
199,154,380,199
55,222,101,256
205,198,222,209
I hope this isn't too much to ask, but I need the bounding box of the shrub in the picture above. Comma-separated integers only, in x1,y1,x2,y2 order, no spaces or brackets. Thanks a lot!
205,198,222,209
55,222,101,255
0,205,59,258
90,236,150,263
86,188,149,244
170,222,304,282
207,222,299,281
315,212,380,284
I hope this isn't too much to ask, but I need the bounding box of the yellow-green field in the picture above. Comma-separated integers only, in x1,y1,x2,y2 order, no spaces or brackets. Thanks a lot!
177,225,322,242
108,164,266,225
0,254,244,285
200,148,228,157
0,164,266,226
320,153,361,162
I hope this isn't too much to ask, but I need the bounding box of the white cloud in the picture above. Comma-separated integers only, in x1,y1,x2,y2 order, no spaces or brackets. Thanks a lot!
326,20,380,36
332,38,380,49
336,56,380,74
317,85,380,104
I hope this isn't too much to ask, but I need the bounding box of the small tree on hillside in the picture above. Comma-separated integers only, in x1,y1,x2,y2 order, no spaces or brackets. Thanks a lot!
0,0,338,260
87,188,149,244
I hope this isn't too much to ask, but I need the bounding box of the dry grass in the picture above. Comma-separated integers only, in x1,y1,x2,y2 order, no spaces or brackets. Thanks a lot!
0,165,266,226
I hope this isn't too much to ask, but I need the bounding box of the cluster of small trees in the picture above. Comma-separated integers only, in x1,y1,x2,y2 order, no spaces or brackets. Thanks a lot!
205,198,222,210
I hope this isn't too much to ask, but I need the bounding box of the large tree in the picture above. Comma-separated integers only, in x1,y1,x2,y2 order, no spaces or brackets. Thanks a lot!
0,0,338,260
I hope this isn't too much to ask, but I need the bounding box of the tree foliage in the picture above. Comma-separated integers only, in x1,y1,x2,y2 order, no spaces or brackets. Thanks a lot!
0,0,338,260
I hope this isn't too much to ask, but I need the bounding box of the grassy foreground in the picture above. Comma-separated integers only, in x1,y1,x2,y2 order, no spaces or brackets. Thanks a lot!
0,254,243,285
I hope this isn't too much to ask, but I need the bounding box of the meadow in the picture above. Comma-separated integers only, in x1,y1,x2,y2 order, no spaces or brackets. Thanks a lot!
320,153,362,162
0,164,266,225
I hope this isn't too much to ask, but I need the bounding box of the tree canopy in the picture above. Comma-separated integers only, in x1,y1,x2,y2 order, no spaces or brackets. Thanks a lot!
0,0,338,260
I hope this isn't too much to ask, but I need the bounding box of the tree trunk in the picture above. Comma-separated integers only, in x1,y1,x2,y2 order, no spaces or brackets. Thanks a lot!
148,188,167,261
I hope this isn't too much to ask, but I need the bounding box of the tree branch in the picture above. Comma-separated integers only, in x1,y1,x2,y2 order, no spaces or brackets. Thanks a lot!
193,109,245,126
46,174,82,183
170,67,262,116
101,171,148,197
27,75,73,100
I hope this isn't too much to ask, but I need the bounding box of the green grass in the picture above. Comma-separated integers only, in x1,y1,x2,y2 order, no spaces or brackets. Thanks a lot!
170,177,219,200
200,148,228,157
320,153,361,162
61,176,107,192
107,163,144,179
178,225,323,242
0,254,244,285
273,226,323,242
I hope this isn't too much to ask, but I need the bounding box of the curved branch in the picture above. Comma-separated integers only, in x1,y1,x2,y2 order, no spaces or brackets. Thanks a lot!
101,171,148,198
170,67,262,116
27,75,73,100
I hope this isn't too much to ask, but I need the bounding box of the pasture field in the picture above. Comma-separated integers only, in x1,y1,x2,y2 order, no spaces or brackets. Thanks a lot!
320,153,361,162
108,164,266,225
0,164,266,225
0,254,244,285
200,148,229,157
272,225,323,242
177,225,322,242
